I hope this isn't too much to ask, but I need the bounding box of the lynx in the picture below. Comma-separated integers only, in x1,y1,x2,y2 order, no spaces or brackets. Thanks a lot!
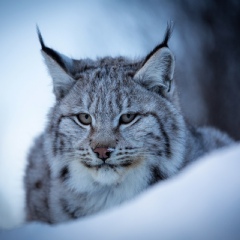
25,25,233,224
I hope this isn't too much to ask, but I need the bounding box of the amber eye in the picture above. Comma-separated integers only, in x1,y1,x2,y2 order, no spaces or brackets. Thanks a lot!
120,113,136,124
77,113,92,125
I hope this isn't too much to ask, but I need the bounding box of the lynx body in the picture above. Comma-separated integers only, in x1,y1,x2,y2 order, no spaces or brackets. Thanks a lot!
25,26,233,223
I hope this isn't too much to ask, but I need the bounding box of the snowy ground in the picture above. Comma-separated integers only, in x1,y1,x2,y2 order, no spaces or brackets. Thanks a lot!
1,144,240,240
0,1,239,238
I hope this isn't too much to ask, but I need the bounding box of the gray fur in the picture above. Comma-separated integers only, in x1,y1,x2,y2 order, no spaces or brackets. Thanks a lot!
24,27,233,224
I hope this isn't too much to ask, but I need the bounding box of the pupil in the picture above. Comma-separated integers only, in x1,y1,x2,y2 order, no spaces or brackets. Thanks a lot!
127,114,130,118
85,114,89,119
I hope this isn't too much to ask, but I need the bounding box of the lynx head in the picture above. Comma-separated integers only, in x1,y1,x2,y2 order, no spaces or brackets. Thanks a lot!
39,25,186,191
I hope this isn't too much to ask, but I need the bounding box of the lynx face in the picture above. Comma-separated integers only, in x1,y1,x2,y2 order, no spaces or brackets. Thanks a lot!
38,25,185,192
49,65,183,187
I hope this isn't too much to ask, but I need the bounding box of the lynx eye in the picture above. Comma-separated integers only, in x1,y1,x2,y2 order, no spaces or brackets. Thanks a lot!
77,113,92,125
120,113,136,124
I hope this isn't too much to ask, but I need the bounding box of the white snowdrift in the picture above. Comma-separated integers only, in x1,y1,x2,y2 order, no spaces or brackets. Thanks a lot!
1,143,240,240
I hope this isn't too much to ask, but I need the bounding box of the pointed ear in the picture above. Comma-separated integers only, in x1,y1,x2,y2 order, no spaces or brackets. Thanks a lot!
134,24,175,95
37,27,76,100
134,47,175,94
41,51,76,100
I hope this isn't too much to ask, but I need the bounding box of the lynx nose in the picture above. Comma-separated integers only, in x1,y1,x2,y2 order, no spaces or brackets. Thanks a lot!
93,147,113,161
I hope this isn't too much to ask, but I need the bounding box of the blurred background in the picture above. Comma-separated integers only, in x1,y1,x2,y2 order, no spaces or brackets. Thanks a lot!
0,0,239,229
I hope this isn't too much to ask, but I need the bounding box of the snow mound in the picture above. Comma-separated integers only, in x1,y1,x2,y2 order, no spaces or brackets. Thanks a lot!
1,143,240,240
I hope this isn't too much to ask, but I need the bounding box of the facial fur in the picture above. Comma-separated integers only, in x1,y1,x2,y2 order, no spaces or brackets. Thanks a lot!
46,58,186,190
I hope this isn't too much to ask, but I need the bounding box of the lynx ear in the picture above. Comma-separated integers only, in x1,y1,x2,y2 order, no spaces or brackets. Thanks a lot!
37,27,76,100
134,47,175,94
134,25,175,94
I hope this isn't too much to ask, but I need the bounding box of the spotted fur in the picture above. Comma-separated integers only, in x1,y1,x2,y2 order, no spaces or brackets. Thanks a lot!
25,26,233,224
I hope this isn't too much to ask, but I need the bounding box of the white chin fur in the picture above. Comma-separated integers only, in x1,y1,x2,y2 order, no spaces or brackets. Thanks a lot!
90,166,123,185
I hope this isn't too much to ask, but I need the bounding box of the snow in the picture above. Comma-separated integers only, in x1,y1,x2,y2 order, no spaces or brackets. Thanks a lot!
1,144,240,240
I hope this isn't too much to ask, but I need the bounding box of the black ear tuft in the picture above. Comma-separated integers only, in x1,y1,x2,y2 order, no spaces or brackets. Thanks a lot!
36,25,46,49
143,22,174,65
161,21,174,47
36,26,68,72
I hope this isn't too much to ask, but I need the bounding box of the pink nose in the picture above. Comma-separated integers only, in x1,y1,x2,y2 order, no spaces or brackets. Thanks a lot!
94,147,111,160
